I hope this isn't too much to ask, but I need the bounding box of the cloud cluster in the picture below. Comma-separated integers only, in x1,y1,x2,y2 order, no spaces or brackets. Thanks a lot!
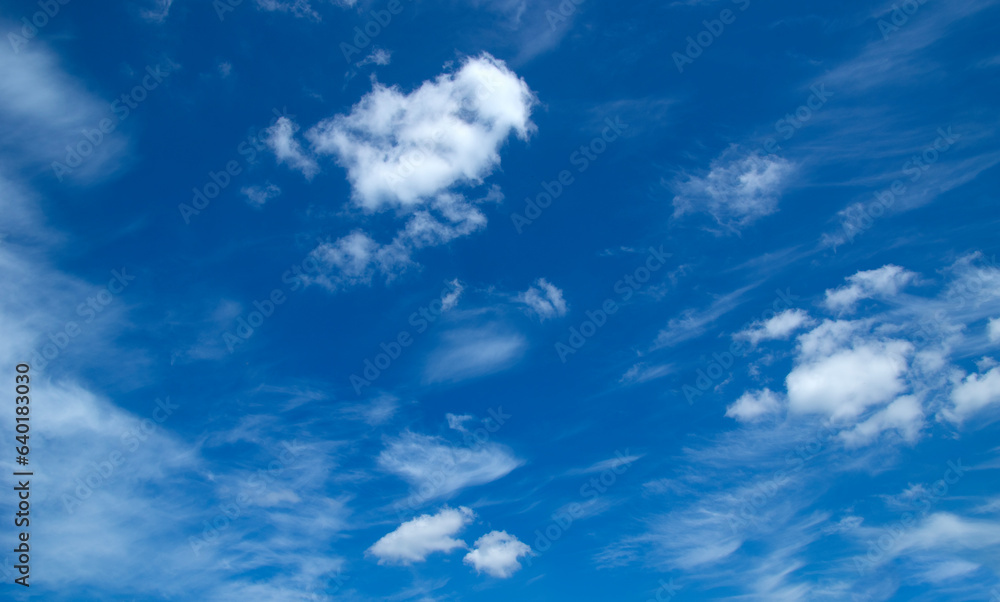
368,507,531,578
721,257,1000,441
267,54,535,289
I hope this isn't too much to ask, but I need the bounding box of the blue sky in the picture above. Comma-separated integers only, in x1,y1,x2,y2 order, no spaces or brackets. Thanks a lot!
1,0,999,600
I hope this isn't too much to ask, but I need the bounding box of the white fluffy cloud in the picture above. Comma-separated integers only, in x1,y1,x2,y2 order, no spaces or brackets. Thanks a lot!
948,366,1000,421
824,265,917,313
786,332,912,420
306,54,535,210
269,55,534,289
672,146,793,231
516,278,568,320
377,431,521,499
463,531,531,578
368,506,474,565
735,309,813,346
726,388,782,422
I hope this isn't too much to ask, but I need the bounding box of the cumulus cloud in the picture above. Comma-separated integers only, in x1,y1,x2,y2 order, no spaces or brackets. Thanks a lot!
725,388,782,422
948,366,1000,421
823,265,917,313
368,506,474,565
786,330,912,420
463,531,531,578
377,432,521,499
735,309,814,346
268,55,533,290
671,146,793,231
240,182,281,207
516,278,568,320
306,53,535,210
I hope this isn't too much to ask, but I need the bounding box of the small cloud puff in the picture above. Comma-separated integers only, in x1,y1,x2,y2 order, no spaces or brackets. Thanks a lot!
516,278,568,320
241,182,281,207
735,309,813,346
463,530,531,578
725,388,782,422
671,146,794,232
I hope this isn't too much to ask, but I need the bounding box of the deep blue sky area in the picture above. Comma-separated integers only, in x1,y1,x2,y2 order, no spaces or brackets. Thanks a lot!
1,0,999,600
